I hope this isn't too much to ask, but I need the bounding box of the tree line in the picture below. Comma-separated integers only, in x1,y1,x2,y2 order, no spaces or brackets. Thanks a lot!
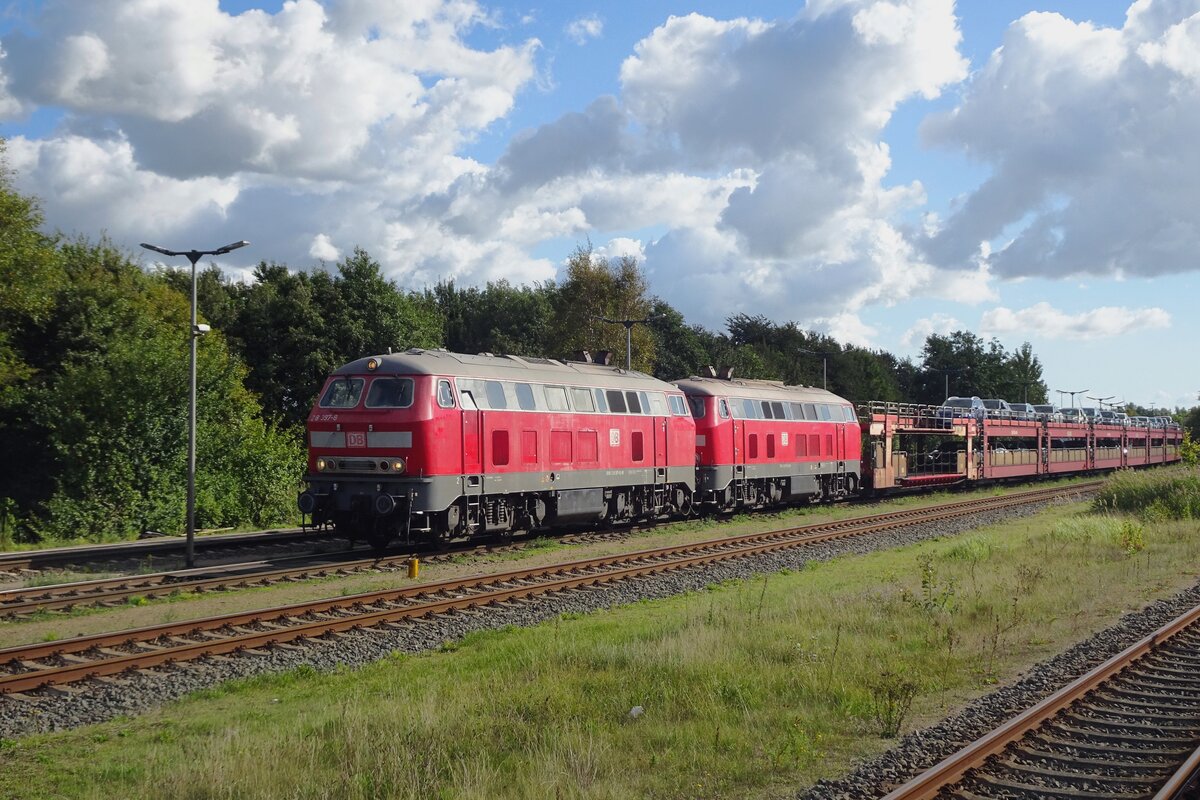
1,156,1192,543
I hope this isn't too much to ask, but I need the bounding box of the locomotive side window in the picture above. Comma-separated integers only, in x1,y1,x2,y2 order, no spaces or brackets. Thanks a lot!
625,391,643,414
648,392,669,416
771,402,786,419
818,404,833,421
485,381,507,409
515,383,537,411
803,403,817,420
571,387,595,412
843,406,856,421
760,401,773,419
320,377,364,408
728,398,743,419
545,385,570,412
687,396,706,418
718,398,730,418
460,390,478,411
437,380,455,408
364,377,413,408
790,402,804,420
594,389,609,413
605,390,628,413
668,394,687,416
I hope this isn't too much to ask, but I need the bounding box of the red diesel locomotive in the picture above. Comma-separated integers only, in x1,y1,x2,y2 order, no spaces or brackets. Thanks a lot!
675,374,862,509
298,349,696,548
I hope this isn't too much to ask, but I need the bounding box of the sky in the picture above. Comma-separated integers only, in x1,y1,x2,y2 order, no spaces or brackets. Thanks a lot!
1,0,1197,409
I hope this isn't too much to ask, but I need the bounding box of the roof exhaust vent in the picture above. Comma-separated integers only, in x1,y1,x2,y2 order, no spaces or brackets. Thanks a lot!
704,365,717,378
575,350,593,363
718,366,735,381
596,350,613,366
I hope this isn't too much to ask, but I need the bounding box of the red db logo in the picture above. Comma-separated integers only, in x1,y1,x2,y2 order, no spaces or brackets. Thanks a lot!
347,432,366,448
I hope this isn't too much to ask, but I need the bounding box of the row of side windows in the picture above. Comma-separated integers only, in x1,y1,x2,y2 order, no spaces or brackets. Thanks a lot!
690,396,856,423
456,378,689,417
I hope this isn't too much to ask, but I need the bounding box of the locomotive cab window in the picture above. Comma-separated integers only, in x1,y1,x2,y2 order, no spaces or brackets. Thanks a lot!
320,377,365,408
718,399,730,419
687,396,706,419
364,377,413,408
437,380,455,408
668,394,687,416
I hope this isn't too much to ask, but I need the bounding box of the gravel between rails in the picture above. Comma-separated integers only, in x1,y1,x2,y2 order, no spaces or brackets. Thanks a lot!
0,500,1069,738
801,578,1200,799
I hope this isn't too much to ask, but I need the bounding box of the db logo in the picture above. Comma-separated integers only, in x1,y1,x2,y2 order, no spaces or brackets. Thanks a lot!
347,432,366,448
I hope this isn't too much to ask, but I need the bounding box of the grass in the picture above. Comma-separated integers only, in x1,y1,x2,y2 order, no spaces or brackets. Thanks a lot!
1094,465,1200,520
2,496,1198,800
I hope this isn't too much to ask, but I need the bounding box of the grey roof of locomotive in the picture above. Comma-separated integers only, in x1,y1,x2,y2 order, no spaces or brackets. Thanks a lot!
673,376,851,405
334,349,682,392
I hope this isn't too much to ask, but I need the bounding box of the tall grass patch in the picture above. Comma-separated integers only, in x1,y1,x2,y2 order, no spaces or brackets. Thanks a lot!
1094,467,1200,520
3,503,1200,800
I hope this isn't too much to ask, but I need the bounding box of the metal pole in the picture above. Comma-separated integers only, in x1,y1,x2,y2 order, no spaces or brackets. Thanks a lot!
185,252,200,569
945,372,949,400
140,240,247,569
625,323,632,371
822,357,827,390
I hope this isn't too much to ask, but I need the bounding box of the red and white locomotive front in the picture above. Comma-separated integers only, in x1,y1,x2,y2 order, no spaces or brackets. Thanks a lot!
298,353,464,548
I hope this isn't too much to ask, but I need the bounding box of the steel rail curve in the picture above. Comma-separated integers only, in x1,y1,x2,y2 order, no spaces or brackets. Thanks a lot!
882,602,1200,800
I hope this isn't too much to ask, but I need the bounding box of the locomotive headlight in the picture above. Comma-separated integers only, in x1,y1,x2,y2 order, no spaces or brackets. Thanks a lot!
391,459,405,473
316,457,330,472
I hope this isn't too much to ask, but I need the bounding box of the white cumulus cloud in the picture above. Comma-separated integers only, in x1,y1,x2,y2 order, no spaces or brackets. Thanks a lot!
308,233,341,262
565,15,604,44
921,1,1200,280
901,312,962,350
980,302,1171,340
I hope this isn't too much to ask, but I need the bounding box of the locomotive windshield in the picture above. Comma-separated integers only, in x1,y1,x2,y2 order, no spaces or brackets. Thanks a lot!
365,377,414,408
320,377,364,408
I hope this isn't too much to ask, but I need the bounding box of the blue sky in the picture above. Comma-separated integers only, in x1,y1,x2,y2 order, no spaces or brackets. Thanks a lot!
1,0,1197,409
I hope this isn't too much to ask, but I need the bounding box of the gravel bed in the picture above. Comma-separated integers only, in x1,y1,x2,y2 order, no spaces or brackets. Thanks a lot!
801,581,1200,799
0,500,1067,738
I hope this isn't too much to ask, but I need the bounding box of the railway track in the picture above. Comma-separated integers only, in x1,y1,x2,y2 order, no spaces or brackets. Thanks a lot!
0,482,1093,697
0,526,345,575
0,482,1099,619
882,601,1200,800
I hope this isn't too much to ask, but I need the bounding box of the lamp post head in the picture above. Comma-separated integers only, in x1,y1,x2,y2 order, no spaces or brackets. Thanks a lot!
213,240,250,255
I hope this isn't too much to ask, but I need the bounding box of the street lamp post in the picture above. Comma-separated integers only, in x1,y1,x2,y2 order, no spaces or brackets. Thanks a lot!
1088,394,1115,410
592,315,658,370
140,240,249,568
931,366,968,399
797,348,830,390
1057,388,1089,408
